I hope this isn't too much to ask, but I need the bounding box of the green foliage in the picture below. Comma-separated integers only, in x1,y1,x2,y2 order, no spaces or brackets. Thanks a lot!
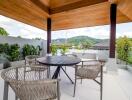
31,45,37,55
22,44,41,58
8,44,20,61
0,43,42,61
22,44,31,57
128,54,132,64
0,43,10,54
0,27,9,36
35,38,41,40
80,41,92,49
51,44,58,55
17,36,22,38
60,45,68,55
36,45,42,55
67,36,97,46
0,43,20,61
116,36,131,63
0,53,10,61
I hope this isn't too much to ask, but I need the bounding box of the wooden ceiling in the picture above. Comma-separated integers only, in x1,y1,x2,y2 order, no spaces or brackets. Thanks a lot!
0,0,131,31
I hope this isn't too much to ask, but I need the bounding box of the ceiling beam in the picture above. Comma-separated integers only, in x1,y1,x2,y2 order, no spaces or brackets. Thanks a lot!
50,0,108,14
31,0,49,14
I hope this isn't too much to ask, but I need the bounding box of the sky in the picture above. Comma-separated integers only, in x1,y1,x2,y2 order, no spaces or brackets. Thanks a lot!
0,15,132,40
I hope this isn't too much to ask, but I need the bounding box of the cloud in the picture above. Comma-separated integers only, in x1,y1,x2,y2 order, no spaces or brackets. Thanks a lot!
0,15,47,39
52,26,110,39
117,32,132,38
0,15,12,22
18,28,47,39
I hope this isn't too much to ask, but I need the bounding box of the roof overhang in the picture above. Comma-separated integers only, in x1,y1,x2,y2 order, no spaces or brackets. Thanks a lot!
0,0,131,31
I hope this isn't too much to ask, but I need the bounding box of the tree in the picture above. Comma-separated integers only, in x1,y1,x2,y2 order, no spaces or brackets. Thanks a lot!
0,27,9,36
51,44,58,55
17,36,22,38
116,36,131,63
81,41,92,49
60,44,68,55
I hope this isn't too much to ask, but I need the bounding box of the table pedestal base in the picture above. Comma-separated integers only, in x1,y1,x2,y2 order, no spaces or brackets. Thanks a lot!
52,66,74,84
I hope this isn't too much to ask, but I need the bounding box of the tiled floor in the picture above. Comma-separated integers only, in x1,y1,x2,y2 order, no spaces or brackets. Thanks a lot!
0,66,132,100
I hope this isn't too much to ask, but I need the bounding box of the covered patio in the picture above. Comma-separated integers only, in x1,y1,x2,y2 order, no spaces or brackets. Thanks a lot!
0,0,131,57
0,0,132,100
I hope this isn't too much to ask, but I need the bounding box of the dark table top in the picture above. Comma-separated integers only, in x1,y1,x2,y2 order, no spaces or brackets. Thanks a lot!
37,56,81,66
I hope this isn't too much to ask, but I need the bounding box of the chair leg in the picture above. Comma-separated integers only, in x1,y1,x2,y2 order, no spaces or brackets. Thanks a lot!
80,78,82,84
73,67,77,97
73,75,77,97
80,61,83,84
57,80,60,100
3,81,9,100
38,70,41,79
15,96,18,100
100,66,103,100
47,66,51,78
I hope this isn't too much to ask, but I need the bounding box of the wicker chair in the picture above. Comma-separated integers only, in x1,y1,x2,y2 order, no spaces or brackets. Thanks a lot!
74,53,98,66
1,66,60,100
25,55,49,77
64,54,78,69
73,61,103,100
25,55,39,65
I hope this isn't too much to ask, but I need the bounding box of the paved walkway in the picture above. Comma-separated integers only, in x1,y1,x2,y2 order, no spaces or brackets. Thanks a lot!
0,66,132,100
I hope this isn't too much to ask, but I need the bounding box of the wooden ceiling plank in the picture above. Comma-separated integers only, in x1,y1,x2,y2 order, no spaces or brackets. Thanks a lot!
50,0,81,8
0,9,47,30
50,0,108,14
0,0,47,30
30,0,50,14
117,0,132,20
0,1,44,21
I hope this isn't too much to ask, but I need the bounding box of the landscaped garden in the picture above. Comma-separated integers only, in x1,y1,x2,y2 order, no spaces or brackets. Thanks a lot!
116,36,132,64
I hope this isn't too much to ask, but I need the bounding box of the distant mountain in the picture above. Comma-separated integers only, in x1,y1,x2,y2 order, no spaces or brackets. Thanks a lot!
67,36,101,45
52,38,67,44
52,36,108,46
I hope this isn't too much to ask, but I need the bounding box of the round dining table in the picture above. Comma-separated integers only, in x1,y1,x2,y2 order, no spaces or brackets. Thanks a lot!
37,55,81,83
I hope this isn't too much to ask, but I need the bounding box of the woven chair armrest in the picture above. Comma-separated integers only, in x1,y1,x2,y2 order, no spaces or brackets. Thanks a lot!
22,79,60,85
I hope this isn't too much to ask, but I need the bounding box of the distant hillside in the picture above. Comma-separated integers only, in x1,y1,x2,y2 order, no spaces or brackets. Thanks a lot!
52,38,67,44
52,36,108,46
67,36,101,45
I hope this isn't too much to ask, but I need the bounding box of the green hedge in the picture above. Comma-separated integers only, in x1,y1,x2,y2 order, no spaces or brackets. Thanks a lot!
22,44,42,58
0,43,20,61
0,43,42,61
116,36,132,64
